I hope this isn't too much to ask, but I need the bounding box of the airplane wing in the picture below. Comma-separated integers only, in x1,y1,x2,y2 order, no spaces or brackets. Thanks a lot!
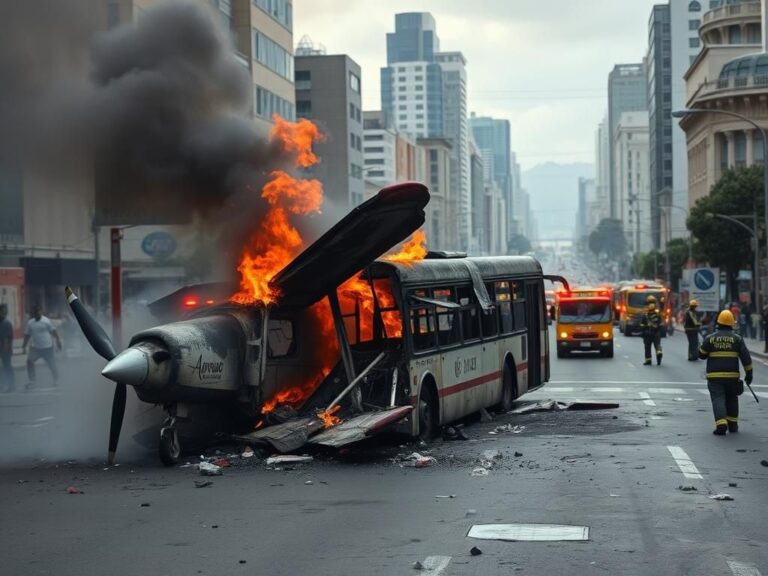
270,181,429,308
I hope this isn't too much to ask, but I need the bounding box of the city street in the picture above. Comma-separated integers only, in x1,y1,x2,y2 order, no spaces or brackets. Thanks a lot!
1,330,766,576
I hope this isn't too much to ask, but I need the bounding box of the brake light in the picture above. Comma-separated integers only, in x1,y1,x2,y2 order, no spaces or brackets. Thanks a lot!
205,299,215,305
183,298,198,307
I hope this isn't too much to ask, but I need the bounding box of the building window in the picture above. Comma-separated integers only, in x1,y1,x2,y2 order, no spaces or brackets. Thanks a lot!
253,0,293,31
415,85,424,91
398,95,407,101
689,37,700,48
296,99,311,118
368,170,385,177
351,163,363,179
415,75,423,81
719,134,729,172
415,104,424,110
253,30,294,80
295,69,311,90
415,94,424,100
754,133,765,164
728,25,741,44
688,0,701,11
255,85,296,121
398,76,406,82
416,123,424,129
416,114,424,119
399,114,407,120
399,105,407,111
398,86,406,92
688,19,700,31
365,158,384,165
397,66,405,72
414,65,423,71
365,134,383,141
349,72,361,93
364,147,384,153
356,108,361,123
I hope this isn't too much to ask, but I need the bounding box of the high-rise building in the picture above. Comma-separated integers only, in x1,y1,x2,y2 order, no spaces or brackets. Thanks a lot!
594,115,612,227
381,13,469,251
614,112,652,254
607,64,647,219
417,137,452,251
295,51,364,218
575,177,597,243
469,113,513,244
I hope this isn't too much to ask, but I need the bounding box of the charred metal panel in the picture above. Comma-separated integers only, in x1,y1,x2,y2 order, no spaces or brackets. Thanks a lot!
308,406,413,448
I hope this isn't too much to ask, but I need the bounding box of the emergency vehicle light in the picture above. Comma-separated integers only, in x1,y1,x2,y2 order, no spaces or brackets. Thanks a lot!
183,298,199,307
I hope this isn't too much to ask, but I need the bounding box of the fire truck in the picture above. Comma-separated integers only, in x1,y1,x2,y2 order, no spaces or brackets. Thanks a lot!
555,287,614,358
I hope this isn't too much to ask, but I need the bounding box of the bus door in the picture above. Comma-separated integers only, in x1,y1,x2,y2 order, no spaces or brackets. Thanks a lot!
525,281,543,389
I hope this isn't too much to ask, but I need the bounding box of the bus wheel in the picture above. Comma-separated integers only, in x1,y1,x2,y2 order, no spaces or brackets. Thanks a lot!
418,385,438,441
603,344,614,359
501,365,517,411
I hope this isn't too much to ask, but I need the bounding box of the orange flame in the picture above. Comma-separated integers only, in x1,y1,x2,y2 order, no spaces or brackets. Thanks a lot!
317,405,342,429
231,117,323,306
384,230,427,264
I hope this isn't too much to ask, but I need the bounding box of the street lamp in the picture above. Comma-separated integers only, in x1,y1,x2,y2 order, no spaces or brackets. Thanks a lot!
673,107,768,307
706,212,758,307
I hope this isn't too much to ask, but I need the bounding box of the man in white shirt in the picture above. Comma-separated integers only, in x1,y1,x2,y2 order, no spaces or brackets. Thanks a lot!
22,305,62,388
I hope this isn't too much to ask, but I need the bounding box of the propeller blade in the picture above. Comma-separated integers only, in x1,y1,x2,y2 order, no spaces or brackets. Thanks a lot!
108,383,127,465
65,286,117,361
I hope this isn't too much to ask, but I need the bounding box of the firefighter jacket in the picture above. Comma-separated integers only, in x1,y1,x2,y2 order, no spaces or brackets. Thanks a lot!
698,328,753,382
640,307,662,336
684,308,701,332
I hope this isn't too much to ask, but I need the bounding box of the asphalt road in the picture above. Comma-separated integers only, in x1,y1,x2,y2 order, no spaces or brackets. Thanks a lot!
1,330,767,576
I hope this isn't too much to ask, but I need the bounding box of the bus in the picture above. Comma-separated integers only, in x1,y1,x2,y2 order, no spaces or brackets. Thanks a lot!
618,283,672,336
353,255,564,439
555,287,614,358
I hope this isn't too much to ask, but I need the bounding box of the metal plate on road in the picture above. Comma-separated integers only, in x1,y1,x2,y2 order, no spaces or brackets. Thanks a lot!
468,523,589,542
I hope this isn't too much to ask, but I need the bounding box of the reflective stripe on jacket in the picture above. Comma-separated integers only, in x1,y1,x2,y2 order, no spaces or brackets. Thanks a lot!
640,307,662,333
684,308,700,332
698,328,753,381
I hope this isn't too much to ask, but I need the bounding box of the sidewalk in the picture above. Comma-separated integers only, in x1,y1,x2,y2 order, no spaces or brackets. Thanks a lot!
743,336,768,360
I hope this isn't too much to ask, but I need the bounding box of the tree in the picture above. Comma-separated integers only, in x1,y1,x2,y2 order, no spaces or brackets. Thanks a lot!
588,218,627,260
687,165,764,299
508,233,532,255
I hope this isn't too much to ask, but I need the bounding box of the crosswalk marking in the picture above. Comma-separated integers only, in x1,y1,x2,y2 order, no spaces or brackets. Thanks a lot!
727,560,762,576
421,556,451,575
546,387,574,393
667,446,703,480
647,388,687,394
590,387,623,393
638,392,656,406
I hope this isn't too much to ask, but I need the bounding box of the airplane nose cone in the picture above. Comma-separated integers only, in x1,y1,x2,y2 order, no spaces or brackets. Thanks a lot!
102,348,148,386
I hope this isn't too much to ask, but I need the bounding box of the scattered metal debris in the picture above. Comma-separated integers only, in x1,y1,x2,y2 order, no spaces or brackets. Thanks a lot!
678,485,698,492
509,400,619,414
442,426,468,441
413,561,424,571
66,486,83,495
194,480,214,488
761,460,768,467
709,494,734,501
470,546,483,556
435,494,456,499
728,482,738,488
265,455,314,465
198,461,222,476
304,480,314,485
514,451,523,457
470,467,489,477
140,502,151,507
468,523,590,542
489,424,525,435
397,452,437,468
241,447,255,458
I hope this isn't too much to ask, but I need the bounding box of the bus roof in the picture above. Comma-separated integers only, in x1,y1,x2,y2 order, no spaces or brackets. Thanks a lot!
369,256,543,287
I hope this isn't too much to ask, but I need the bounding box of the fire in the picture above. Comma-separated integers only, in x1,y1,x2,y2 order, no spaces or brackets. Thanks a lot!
317,405,342,428
384,230,427,264
231,117,323,306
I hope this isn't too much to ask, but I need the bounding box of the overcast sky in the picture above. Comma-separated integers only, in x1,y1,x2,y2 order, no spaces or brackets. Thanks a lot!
294,0,661,171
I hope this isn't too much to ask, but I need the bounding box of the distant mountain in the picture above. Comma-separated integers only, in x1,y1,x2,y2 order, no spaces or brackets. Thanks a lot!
522,162,594,240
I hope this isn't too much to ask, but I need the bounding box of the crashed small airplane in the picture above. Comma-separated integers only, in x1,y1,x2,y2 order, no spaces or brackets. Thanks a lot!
67,182,566,465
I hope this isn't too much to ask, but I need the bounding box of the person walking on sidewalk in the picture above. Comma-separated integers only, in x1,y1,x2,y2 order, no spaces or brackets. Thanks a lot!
750,306,760,340
699,309,752,435
0,304,14,392
684,299,701,361
22,305,62,389
640,295,663,366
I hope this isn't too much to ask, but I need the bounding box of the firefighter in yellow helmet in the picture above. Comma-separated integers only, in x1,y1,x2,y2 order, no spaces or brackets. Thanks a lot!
699,309,753,435
684,299,701,361
640,295,663,365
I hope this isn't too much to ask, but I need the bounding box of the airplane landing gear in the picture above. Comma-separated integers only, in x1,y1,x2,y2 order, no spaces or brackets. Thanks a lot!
159,407,180,466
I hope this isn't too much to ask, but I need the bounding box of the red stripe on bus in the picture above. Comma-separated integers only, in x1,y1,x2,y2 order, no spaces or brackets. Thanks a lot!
439,371,502,398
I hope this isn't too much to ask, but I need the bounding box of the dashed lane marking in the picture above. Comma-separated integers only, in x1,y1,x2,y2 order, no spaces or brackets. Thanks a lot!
550,380,703,385
546,387,575,393
727,560,762,576
667,446,703,480
421,556,451,575
648,388,687,395
590,387,623,393
638,392,656,406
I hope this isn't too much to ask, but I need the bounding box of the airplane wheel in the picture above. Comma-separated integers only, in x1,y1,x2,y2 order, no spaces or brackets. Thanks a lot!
159,426,180,467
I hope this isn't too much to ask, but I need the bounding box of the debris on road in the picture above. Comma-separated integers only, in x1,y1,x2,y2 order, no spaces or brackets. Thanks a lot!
140,502,151,507
509,400,619,414
489,424,525,435
678,485,698,492
709,494,734,501
212,458,231,468
194,480,214,488
470,546,483,556
514,451,523,457
304,480,314,485
479,408,494,422
435,494,456,499
442,426,468,441
397,452,437,468
412,561,424,571
465,509,477,516
728,482,738,488
241,447,255,458
198,461,222,476
66,486,83,495
560,453,591,462
265,455,314,465
761,460,768,467
470,467,490,477
468,523,590,542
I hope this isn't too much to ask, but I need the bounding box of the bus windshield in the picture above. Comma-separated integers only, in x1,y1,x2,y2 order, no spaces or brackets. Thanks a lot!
627,291,663,308
559,300,611,324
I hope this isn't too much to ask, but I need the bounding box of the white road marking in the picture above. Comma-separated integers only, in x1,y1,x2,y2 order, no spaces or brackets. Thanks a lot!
546,387,574,393
727,560,762,576
590,387,623,393
627,362,635,368
468,524,589,541
697,389,711,395
638,392,656,406
550,380,703,386
648,388,687,394
667,446,703,479
755,392,768,400
421,556,451,575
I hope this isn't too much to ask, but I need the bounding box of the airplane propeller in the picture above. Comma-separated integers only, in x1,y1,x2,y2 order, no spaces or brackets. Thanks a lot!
65,287,125,465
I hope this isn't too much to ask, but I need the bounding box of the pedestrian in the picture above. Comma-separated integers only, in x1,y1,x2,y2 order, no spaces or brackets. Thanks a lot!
22,305,62,389
698,310,753,435
740,301,750,335
0,304,14,392
750,305,760,339
684,299,701,361
640,295,663,366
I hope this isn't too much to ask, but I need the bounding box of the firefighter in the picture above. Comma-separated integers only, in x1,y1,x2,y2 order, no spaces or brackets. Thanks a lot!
640,295,663,365
684,299,701,361
699,309,752,435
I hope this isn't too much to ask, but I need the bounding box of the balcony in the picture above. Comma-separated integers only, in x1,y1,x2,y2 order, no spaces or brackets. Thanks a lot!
702,1,761,25
691,73,768,104
700,1,762,46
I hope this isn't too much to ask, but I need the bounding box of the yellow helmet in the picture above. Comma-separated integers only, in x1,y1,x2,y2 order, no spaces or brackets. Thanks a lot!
646,295,656,304
717,309,736,327
689,299,699,307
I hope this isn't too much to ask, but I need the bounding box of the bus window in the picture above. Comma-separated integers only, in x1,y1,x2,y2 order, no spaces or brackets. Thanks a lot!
495,280,513,334
457,285,481,342
267,319,295,358
433,287,461,346
512,281,527,331
409,307,436,351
